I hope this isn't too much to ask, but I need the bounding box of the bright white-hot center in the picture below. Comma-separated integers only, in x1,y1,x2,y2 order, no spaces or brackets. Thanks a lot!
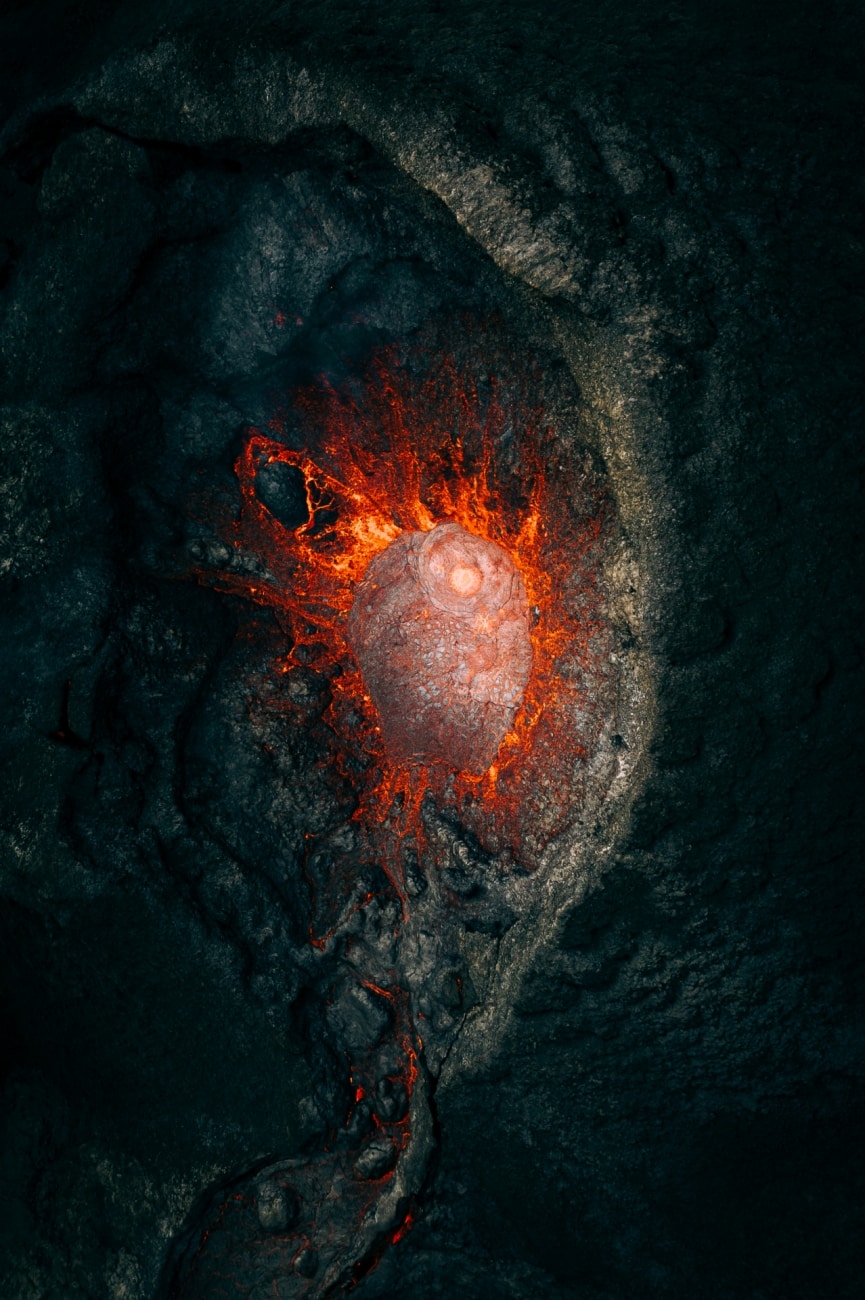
448,564,483,597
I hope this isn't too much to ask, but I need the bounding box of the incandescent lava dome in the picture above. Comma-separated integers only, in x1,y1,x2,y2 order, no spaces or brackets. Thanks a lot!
347,521,533,774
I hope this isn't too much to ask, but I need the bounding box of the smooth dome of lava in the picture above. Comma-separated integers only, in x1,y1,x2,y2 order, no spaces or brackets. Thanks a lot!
348,521,533,774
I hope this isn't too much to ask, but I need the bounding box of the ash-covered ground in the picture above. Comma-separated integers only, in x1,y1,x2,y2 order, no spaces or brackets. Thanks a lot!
1,2,863,1298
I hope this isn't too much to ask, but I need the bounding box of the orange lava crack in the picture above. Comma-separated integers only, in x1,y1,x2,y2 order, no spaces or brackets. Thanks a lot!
198,331,609,870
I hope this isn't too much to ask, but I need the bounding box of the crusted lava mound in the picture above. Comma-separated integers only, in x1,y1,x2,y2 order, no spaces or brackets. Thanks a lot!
347,521,532,774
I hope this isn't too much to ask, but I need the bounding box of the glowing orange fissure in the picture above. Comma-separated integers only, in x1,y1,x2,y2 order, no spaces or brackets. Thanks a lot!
207,345,607,873
183,343,609,1286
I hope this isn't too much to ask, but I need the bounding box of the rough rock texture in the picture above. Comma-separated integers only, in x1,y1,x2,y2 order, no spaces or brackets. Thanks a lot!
348,522,533,773
1,2,863,1298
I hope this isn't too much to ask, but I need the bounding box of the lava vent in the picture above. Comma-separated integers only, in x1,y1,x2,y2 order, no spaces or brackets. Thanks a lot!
347,520,533,774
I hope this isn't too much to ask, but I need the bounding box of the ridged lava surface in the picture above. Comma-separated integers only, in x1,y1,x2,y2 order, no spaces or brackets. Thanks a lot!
347,521,533,774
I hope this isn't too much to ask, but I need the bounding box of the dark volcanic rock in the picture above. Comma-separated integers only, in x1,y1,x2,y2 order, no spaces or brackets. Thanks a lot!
1,3,863,1299
256,1180,299,1233
255,460,309,531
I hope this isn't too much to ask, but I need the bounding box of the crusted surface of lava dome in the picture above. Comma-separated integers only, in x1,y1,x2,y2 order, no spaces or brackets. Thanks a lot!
347,521,532,773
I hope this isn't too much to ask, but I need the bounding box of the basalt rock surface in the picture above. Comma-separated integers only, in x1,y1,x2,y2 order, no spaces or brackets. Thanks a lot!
1,3,863,1299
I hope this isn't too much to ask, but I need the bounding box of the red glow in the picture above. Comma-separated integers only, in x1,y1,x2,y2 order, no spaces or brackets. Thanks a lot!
179,326,612,1295
350,1207,416,1287
202,330,610,871
391,1210,414,1245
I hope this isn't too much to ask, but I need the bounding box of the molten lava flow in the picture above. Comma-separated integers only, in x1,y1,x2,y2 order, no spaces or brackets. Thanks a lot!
347,521,533,775
176,328,612,1297
202,334,610,866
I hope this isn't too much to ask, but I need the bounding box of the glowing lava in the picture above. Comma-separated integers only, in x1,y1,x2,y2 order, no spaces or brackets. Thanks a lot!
347,521,532,775
175,326,614,1297
200,329,610,863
